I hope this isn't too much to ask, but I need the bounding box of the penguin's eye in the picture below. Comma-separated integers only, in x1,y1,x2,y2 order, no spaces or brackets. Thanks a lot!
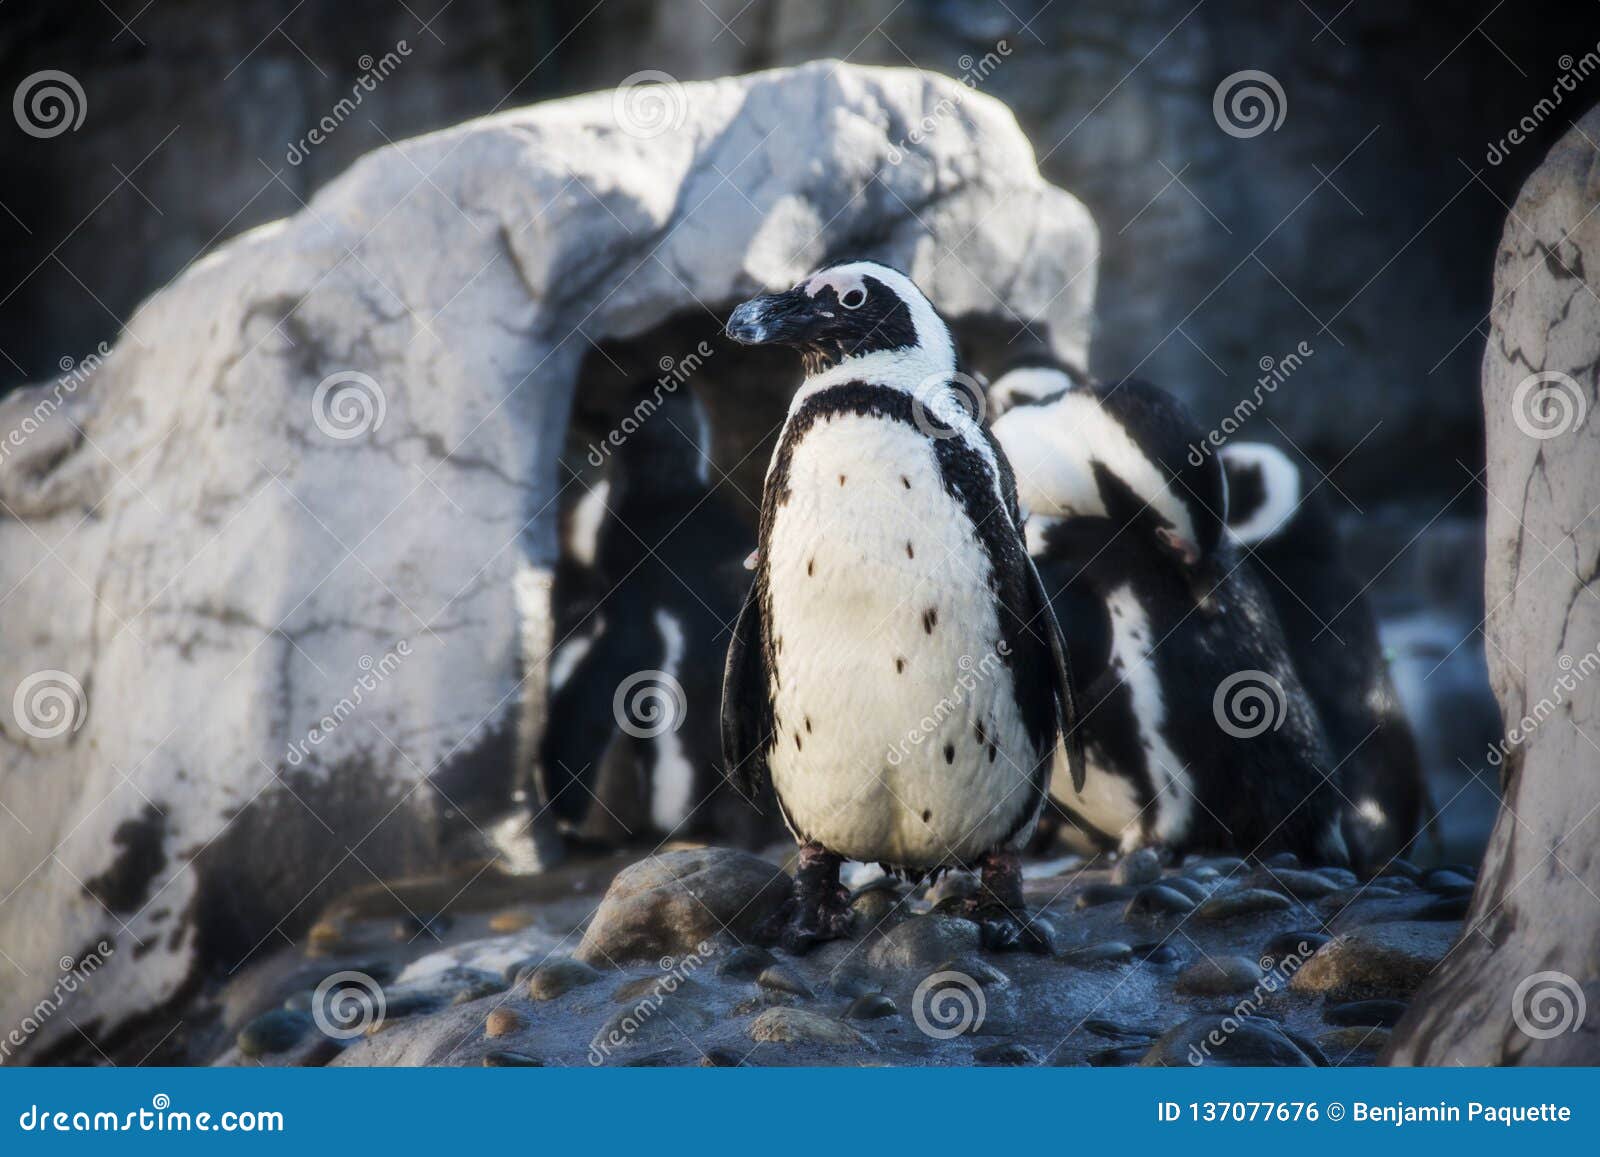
839,287,867,310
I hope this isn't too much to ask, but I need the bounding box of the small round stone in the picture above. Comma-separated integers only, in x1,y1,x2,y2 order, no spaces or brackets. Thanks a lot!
1163,875,1209,902
526,957,601,1000
715,945,776,980
1124,884,1196,919
1074,883,1137,909
843,992,898,1020
1175,955,1262,996
1323,998,1408,1028
1112,848,1163,887
1186,865,1222,883
482,1049,543,1066
757,965,813,998
1133,943,1183,966
237,1009,310,1057
1259,868,1341,899
973,1041,1039,1066
1059,941,1134,966
451,979,502,1006
1262,930,1331,969
488,910,535,933
484,1007,525,1037
1197,889,1292,920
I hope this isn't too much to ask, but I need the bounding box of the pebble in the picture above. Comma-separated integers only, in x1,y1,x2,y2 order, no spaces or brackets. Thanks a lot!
973,1042,1039,1066
924,872,979,906
1324,999,1408,1027
1175,955,1262,996
1318,1027,1391,1055
715,945,776,980
867,915,979,971
1074,883,1137,909
527,957,601,1001
1197,889,1292,920
1133,943,1182,966
391,913,452,942
1259,868,1341,899
484,1007,525,1037
1186,865,1222,883
1124,885,1196,919
1142,1014,1318,1067
1163,876,1209,902
1262,931,1331,970
305,920,346,956
747,1007,876,1050
1413,894,1471,922
1089,1044,1149,1066
482,1049,543,1066
1386,858,1422,880
1319,867,1358,888
451,979,502,1006
237,1009,311,1057
844,992,897,1019
1059,941,1134,966
1262,852,1300,869
932,957,1011,990
1112,848,1163,887
757,965,813,999
1373,874,1418,891
851,888,902,925
826,969,883,999
1290,922,1456,999
613,975,709,1003
590,996,714,1057
1083,1018,1160,1043
1421,867,1474,891
487,910,534,933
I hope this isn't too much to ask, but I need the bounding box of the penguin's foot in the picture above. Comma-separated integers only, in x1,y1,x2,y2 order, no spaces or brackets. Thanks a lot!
762,843,853,955
964,849,1054,954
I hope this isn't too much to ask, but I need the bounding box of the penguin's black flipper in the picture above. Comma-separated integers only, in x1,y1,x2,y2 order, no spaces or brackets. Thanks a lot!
1023,552,1087,793
721,576,771,804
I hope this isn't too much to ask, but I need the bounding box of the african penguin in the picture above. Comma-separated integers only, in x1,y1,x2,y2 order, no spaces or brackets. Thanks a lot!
986,357,1091,420
1221,442,1428,871
539,385,769,847
992,378,1350,866
722,260,1084,953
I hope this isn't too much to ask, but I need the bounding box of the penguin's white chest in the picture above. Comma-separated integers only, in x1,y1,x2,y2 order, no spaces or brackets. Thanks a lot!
764,413,1038,868
1051,583,1192,849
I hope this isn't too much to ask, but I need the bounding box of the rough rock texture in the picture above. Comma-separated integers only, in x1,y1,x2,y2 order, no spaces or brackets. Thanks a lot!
0,61,1096,1061
575,849,790,966
1387,111,1600,1066
1290,923,1455,1001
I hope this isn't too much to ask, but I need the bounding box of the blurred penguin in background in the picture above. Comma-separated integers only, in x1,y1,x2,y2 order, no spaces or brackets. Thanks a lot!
1220,442,1430,871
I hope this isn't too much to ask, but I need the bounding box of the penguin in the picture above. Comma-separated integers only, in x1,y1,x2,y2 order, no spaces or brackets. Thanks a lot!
991,375,1350,865
985,356,1090,420
721,260,1084,953
539,384,767,847
1220,442,1429,871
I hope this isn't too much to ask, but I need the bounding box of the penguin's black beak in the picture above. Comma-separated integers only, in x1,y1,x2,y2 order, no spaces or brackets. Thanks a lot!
725,288,817,347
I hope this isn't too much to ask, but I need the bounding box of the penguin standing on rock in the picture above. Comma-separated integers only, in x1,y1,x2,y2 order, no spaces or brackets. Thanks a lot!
989,369,1349,865
722,261,1084,953
1220,443,1428,870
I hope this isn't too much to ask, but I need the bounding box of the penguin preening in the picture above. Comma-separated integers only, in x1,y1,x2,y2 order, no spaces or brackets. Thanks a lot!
539,385,767,847
1220,442,1429,871
722,261,1084,953
989,367,1349,866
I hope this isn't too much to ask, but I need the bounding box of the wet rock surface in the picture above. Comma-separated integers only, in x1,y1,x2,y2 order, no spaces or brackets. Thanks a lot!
193,846,1465,1067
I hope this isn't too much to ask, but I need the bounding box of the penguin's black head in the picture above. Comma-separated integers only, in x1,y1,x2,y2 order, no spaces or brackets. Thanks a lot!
725,261,953,378
986,356,1092,419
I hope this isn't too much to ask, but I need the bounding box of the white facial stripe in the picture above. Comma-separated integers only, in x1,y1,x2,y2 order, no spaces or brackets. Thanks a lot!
988,366,1076,418
803,269,868,300
993,391,1195,546
1221,442,1302,545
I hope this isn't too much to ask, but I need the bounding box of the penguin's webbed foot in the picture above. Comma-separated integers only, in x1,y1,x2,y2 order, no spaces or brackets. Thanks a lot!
762,843,853,955
965,849,1055,955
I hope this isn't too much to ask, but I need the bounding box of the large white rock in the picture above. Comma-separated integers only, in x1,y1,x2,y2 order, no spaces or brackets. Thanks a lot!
0,61,1096,1060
